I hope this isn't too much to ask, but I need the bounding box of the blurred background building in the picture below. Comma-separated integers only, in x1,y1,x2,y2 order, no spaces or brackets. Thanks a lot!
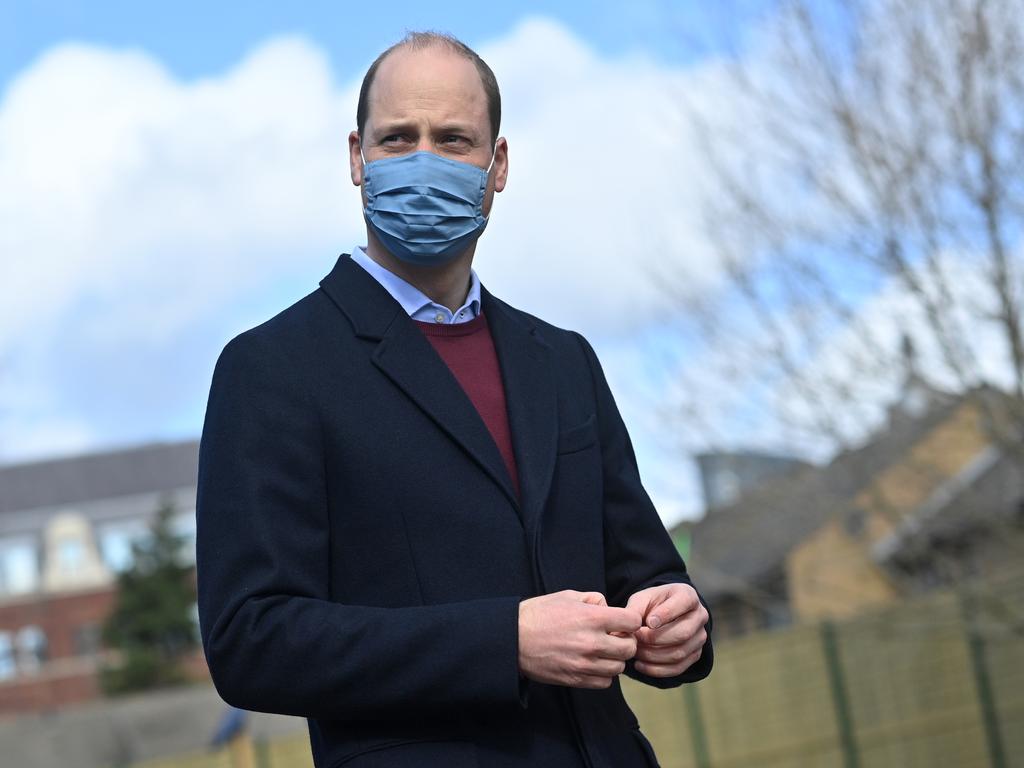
0,441,204,714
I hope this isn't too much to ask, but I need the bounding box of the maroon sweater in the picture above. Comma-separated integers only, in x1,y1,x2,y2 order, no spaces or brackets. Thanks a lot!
414,312,521,499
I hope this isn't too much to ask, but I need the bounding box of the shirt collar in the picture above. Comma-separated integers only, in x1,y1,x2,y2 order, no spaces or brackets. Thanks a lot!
350,246,481,323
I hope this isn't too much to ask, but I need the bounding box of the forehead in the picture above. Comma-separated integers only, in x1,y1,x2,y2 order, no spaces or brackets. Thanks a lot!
367,46,489,131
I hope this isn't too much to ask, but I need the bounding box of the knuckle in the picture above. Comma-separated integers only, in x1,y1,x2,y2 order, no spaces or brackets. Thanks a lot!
570,635,589,656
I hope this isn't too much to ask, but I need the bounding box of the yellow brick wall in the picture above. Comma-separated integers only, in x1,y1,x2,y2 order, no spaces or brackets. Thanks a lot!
857,399,991,543
787,519,899,621
787,397,994,623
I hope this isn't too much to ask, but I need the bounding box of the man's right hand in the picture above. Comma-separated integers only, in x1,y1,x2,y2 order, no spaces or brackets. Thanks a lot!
518,590,642,689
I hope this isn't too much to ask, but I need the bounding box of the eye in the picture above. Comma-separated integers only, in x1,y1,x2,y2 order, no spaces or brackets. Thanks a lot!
441,135,469,146
381,134,409,145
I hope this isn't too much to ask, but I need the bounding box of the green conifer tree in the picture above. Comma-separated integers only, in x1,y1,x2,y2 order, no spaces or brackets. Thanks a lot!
99,496,198,694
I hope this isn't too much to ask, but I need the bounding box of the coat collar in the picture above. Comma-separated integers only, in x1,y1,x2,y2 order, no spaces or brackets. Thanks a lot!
319,254,559,536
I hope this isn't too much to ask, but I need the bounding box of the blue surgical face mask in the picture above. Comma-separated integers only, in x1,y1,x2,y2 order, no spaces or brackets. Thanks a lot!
360,148,495,266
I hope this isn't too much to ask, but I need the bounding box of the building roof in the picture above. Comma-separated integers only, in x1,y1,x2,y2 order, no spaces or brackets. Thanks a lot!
0,440,200,515
876,445,1024,563
684,392,966,601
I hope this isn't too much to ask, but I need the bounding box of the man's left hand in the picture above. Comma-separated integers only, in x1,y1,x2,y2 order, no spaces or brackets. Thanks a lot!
624,583,709,678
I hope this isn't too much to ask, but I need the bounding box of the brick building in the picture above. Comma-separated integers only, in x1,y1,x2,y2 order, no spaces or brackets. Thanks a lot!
0,440,207,716
682,379,1024,637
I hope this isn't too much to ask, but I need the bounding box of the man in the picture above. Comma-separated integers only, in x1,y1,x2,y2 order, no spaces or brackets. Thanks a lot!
196,31,712,768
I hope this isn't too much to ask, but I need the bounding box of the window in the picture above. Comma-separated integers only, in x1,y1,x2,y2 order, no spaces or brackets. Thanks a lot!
73,623,101,657
15,625,47,673
713,468,741,507
0,632,14,680
0,536,39,595
57,538,85,576
97,519,151,573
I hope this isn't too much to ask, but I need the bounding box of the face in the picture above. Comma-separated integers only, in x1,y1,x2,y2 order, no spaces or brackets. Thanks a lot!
349,46,508,217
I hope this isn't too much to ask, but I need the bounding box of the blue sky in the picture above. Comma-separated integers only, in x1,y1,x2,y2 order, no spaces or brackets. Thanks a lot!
0,1,789,523
1,1,765,88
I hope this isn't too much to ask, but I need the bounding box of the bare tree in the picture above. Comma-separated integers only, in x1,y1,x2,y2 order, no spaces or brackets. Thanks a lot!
671,0,1024,455
669,0,1024,597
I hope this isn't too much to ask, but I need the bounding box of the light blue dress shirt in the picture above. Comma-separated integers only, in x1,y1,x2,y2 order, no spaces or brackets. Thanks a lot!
350,246,481,324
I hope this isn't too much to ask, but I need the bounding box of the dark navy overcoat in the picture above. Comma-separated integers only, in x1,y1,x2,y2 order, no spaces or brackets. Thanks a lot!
196,254,713,767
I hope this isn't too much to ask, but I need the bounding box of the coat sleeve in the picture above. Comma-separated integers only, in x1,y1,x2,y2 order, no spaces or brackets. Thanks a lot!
573,332,713,687
195,331,527,720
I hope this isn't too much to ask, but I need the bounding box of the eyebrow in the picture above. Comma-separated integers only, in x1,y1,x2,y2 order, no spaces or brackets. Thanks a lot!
373,121,480,138
435,123,476,135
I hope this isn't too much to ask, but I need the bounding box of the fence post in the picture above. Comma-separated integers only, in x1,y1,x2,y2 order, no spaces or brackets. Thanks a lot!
254,734,271,768
961,593,1007,768
821,621,859,768
683,683,711,768
227,731,257,768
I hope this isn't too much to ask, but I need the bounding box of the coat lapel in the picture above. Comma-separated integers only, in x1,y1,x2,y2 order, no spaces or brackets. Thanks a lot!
320,254,521,517
481,286,559,539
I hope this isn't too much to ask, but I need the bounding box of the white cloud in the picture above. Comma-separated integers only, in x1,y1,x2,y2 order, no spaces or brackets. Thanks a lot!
0,36,363,462
478,18,726,331
0,18,734,522
0,36,359,348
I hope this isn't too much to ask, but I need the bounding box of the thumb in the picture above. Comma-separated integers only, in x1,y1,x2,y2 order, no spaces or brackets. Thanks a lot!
641,586,678,629
578,591,608,606
625,590,651,617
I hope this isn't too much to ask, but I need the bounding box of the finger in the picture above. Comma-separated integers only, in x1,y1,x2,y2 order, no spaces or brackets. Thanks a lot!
583,657,628,678
592,606,643,633
643,584,700,630
625,588,654,617
577,591,608,606
634,647,703,678
593,633,638,662
634,630,706,664
636,608,707,647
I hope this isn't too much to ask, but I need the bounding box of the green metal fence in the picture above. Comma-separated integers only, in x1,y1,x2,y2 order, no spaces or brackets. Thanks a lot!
624,577,1024,768
129,575,1023,768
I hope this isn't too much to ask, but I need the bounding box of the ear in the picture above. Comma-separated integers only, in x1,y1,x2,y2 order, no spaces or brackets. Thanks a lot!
493,137,509,193
348,131,364,186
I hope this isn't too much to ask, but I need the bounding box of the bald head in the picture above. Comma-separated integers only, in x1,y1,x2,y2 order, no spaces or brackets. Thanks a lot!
356,32,501,146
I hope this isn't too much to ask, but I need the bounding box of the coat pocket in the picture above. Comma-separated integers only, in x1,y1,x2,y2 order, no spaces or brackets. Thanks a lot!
557,413,597,454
